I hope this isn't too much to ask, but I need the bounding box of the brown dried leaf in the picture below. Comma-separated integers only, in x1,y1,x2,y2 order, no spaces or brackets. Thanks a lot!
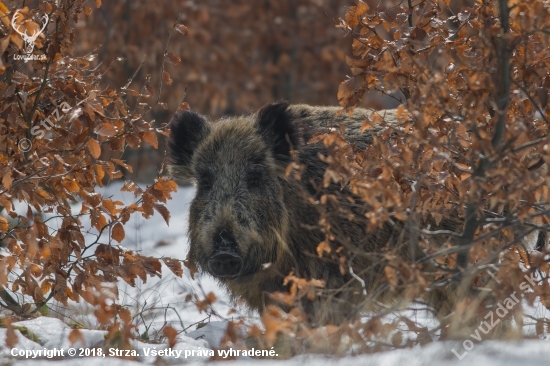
162,71,173,86
87,138,101,159
308,132,325,144
0,35,9,54
153,203,170,225
536,320,545,336
184,259,198,279
175,24,189,36
95,123,117,137
178,102,190,111
163,257,183,277
118,307,131,324
141,257,162,277
4,318,18,348
10,33,23,50
95,244,121,264
112,159,133,173
142,130,158,149
165,52,181,64
2,172,13,190
0,217,8,233
316,241,331,257
344,1,369,28
163,326,178,348
112,222,125,243
69,329,85,346
411,27,427,41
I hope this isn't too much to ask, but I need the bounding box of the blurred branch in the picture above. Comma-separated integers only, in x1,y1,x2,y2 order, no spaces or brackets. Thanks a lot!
407,0,413,28
491,0,511,149
0,287,24,315
456,0,513,272
141,13,182,120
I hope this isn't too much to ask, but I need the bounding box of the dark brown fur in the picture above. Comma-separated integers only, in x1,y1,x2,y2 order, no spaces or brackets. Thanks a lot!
167,102,420,324
167,102,543,325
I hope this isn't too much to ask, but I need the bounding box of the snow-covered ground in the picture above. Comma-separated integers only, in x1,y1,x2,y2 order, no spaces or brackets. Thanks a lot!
3,317,550,366
43,182,248,336
1,182,251,364
2,182,550,365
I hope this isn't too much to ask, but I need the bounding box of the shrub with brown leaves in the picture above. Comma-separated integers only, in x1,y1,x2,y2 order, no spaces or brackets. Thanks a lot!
0,0,189,347
252,0,550,355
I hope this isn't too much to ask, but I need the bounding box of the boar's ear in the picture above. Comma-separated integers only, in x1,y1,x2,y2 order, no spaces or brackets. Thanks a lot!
168,110,211,178
256,101,297,160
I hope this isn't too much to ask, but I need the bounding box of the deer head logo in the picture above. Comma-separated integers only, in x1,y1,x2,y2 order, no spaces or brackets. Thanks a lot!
11,10,48,54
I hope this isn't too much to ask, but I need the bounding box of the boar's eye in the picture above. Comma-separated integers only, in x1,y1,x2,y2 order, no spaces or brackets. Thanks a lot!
198,172,214,191
246,170,263,189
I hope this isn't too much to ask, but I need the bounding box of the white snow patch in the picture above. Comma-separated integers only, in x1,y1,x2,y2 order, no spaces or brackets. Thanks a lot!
13,317,107,349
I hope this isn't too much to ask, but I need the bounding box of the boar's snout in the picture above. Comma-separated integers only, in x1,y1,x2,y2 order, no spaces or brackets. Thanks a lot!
208,230,243,277
208,253,243,277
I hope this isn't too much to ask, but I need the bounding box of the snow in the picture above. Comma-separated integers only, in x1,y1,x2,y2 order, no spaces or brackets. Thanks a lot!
185,321,230,349
3,182,550,365
41,183,248,336
6,335,550,366
12,317,105,349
